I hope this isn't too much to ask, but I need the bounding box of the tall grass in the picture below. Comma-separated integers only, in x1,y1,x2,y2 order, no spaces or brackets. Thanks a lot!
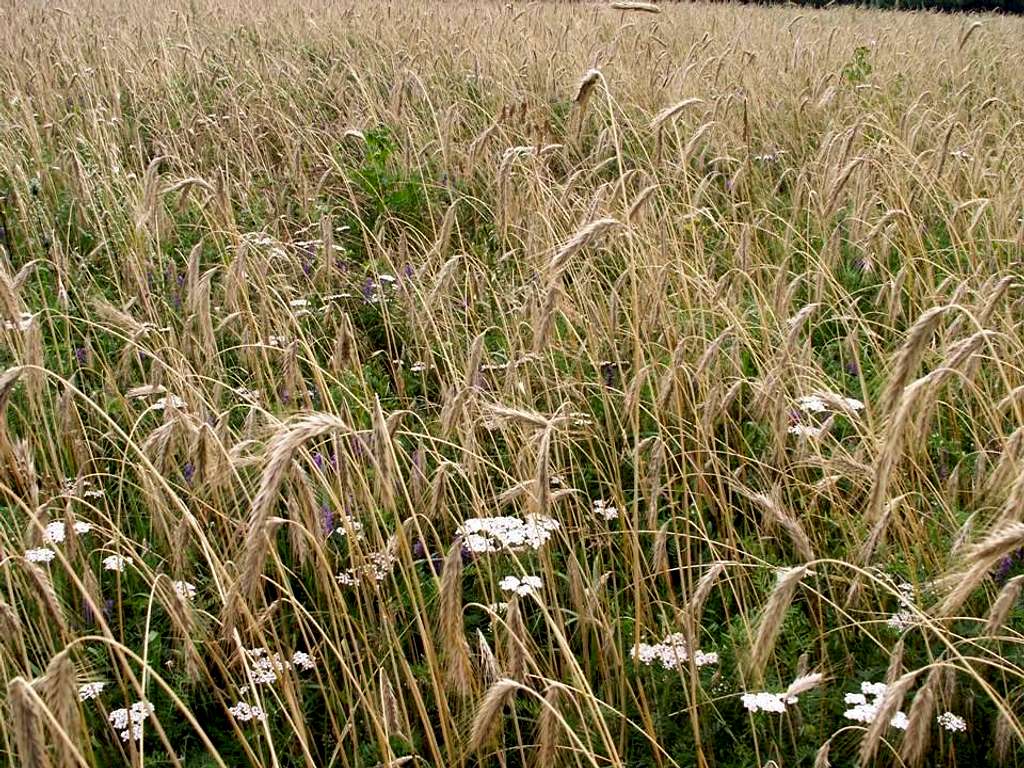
1,0,1023,765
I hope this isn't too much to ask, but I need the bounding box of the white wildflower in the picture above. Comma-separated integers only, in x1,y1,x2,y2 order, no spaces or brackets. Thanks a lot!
887,610,917,632
842,682,907,729
592,499,619,521
291,651,315,671
631,632,717,670
937,712,966,732
228,701,266,722
788,424,823,438
78,682,106,701
150,395,186,411
457,515,560,554
25,547,57,563
498,574,543,598
741,691,798,714
173,581,196,601
73,521,93,535
109,701,154,741
3,312,35,331
44,521,66,543
102,555,132,572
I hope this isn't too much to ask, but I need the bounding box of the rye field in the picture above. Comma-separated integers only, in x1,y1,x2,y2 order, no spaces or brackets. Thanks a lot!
1,0,1023,765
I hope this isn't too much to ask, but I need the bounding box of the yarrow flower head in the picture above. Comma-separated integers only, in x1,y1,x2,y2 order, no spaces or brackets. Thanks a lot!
631,632,718,671
291,651,315,671
44,521,66,543
103,555,132,572
741,691,798,714
25,547,57,563
173,581,196,601
842,682,908,730
457,514,560,554
796,391,865,415
108,701,154,741
937,711,966,732
335,549,397,587
78,682,106,701
228,701,266,722
499,574,543,598
592,499,619,521
788,424,823,438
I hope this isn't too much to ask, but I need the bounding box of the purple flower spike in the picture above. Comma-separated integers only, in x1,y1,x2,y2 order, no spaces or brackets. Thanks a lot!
182,462,195,484
321,504,335,536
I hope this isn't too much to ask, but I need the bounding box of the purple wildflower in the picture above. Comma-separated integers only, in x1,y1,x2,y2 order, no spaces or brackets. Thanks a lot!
362,278,377,303
75,347,88,365
321,504,335,536
182,462,195,484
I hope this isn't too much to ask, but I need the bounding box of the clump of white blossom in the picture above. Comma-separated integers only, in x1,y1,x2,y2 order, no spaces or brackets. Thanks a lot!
150,395,186,411
25,547,57,563
44,521,66,543
887,582,919,633
246,648,291,685
592,499,619,521
109,701,155,741
741,691,799,714
291,651,315,671
228,701,266,722
103,555,132,572
796,392,865,414
78,682,106,701
631,632,718,670
787,424,823,438
336,550,397,586
457,514,560,554
937,711,966,732
242,648,316,685
42,519,93,545
842,682,908,730
499,574,543,597
173,581,196,601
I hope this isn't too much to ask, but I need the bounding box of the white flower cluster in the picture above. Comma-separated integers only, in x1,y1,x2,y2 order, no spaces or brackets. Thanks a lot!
630,633,719,670
592,499,619,521
499,574,542,597
246,648,291,685
25,547,57,563
43,519,94,543
796,392,865,414
151,395,186,411
842,682,908,730
3,312,35,331
741,691,799,714
78,682,106,701
228,701,266,722
457,514,560,554
787,424,823,438
109,701,155,742
336,550,397,586
103,555,132,572
937,711,966,732
243,648,316,686
291,651,315,671
887,582,918,632
173,581,196,601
